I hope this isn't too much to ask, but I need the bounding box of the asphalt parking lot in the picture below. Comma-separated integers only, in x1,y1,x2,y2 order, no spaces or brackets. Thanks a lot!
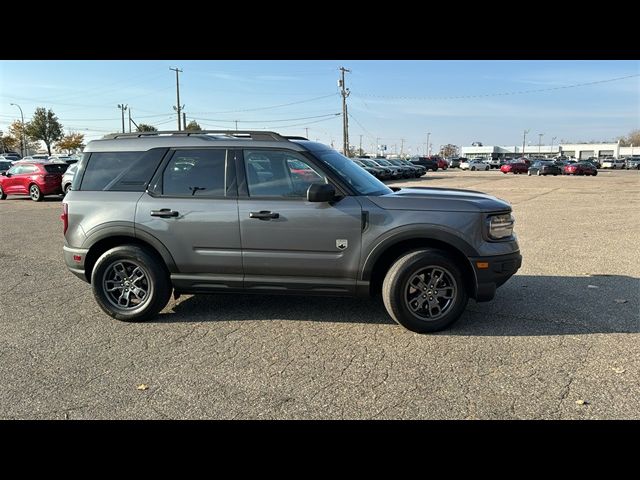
0,168,638,419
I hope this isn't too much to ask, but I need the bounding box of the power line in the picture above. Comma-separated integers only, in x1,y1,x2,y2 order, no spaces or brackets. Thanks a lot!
190,113,340,123
186,93,338,115
352,73,640,101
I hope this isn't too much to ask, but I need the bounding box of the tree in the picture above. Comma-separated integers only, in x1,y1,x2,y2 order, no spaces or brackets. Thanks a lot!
439,144,459,158
55,132,85,153
25,108,63,155
1,133,18,153
618,129,640,147
5,120,40,154
136,124,158,132
184,120,202,131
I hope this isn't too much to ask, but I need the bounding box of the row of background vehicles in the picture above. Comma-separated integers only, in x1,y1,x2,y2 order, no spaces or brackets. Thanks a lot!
0,152,80,201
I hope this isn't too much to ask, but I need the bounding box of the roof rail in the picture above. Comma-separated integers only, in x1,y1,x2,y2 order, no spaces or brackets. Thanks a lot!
284,136,308,141
102,130,289,141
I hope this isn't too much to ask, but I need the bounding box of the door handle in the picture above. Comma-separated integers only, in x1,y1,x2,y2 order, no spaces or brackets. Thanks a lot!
249,211,280,220
150,208,179,218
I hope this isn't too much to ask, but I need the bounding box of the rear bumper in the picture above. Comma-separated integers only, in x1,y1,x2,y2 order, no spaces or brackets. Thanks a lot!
470,252,522,302
63,245,89,282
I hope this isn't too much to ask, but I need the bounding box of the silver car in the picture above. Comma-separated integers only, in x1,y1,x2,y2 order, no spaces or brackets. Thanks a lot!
61,163,77,195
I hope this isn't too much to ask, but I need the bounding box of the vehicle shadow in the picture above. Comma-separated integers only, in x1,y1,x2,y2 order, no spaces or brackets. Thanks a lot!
155,274,639,336
4,195,63,202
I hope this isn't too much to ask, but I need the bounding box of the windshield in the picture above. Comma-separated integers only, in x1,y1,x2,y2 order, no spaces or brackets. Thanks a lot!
375,159,392,166
361,159,379,168
314,150,392,196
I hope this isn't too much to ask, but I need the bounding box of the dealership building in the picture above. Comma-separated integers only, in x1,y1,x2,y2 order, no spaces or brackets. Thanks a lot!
461,141,637,160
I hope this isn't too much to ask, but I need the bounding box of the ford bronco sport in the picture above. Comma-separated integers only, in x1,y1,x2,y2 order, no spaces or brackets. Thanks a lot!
62,131,521,333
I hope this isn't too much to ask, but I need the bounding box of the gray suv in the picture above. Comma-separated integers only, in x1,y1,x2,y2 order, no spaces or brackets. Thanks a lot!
62,131,521,333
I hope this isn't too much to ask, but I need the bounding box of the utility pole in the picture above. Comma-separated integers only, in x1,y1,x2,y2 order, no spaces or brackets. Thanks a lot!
170,67,184,131
359,135,363,156
128,108,132,133
117,104,128,133
538,133,544,155
376,137,380,156
400,138,405,157
235,120,238,131
339,66,351,157
522,129,530,157
305,127,309,139
183,112,187,130
426,132,431,156
551,136,557,156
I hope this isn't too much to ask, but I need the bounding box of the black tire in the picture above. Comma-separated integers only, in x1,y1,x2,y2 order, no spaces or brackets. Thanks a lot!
91,245,172,322
527,171,532,176
63,183,71,195
0,184,6,200
592,170,597,176
471,166,476,171
29,184,43,202
537,170,542,176
382,249,469,333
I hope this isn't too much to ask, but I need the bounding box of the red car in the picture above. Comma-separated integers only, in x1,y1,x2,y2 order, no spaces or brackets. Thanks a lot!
0,162,67,201
563,162,598,176
436,158,448,170
500,162,528,174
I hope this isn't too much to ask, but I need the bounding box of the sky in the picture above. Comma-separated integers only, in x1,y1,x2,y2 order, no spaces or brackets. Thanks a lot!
0,60,638,154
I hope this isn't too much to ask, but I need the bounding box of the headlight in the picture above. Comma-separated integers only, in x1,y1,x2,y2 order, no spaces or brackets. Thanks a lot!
488,213,514,240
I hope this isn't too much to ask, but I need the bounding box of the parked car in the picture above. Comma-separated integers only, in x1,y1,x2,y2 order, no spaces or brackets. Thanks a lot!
353,159,389,180
564,162,598,176
61,130,521,334
460,159,489,171
0,160,12,173
0,154,20,162
600,158,624,169
500,162,529,174
409,156,439,172
358,158,393,179
527,161,562,176
387,159,424,178
435,158,448,170
61,163,78,195
483,158,501,169
625,156,640,170
396,159,427,176
447,158,462,168
0,162,68,201
368,158,405,179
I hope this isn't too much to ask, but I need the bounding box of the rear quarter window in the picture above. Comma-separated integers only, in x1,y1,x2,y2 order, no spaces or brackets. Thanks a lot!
79,149,167,191
44,164,68,174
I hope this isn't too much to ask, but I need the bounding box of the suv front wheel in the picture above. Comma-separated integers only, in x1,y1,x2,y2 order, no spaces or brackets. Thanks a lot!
382,249,469,333
91,245,172,322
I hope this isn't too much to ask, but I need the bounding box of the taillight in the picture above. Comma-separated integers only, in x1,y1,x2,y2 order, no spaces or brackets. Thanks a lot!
61,203,68,235
45,174,57,181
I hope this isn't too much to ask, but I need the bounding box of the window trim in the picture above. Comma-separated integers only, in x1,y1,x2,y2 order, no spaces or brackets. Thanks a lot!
147,147,236,199
236,147,351,200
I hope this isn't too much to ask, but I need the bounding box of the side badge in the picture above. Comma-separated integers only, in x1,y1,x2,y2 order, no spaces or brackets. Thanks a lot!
336,239,348,250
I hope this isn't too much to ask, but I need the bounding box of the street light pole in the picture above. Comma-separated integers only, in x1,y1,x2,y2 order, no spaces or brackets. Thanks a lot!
522,129,530,157
538,133,544,155
117,104,128,133
10,103,25,157
550,136,557,157
426,132,431,156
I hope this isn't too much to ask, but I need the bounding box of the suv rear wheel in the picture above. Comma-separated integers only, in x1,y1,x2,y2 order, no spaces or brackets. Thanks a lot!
382,249,469,333
91,245,172,322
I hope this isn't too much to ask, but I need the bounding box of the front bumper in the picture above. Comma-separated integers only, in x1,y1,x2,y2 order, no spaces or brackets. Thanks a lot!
469,251,522,302
63,245,89,282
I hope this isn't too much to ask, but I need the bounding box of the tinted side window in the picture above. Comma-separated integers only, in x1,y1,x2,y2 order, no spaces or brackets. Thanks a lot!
44,164,68,174
162,149,227,197
80,149,166,191
244,150,326,197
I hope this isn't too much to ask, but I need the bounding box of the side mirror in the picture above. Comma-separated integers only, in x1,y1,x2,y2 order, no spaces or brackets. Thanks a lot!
1,171,6,176
307,183,336,203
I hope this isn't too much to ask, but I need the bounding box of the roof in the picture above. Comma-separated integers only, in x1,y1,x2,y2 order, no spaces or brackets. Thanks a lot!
85,130,311,153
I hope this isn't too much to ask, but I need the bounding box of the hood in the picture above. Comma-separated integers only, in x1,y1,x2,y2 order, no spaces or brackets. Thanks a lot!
368,187,511,213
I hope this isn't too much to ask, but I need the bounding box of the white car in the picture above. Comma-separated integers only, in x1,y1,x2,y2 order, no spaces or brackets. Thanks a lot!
460,159,490,171
600,158,624,169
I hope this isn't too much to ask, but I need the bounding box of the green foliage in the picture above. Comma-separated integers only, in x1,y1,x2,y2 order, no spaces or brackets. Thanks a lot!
136,124,158,132
185,120,202,131
25,108,63,155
